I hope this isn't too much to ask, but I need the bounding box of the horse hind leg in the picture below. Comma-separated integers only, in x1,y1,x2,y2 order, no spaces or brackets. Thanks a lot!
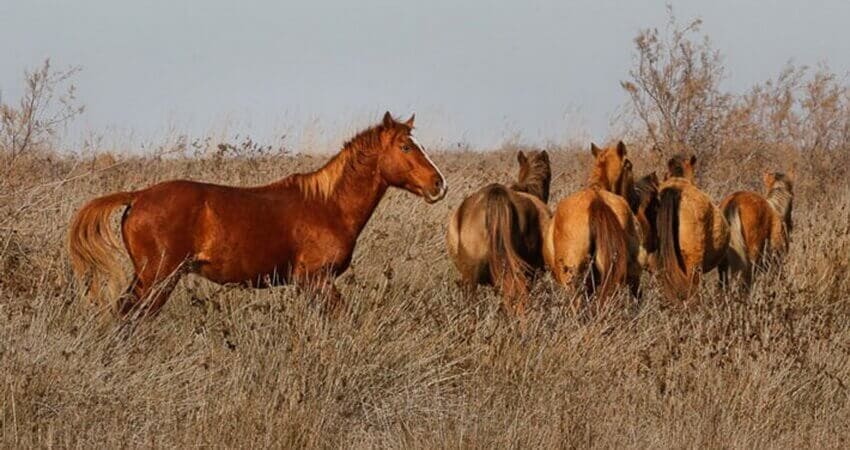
119,254,195,319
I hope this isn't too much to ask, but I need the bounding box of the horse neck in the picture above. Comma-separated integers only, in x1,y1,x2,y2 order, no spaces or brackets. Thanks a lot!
587,163,616,193
511,177,549,203
768,187,793,231
271,145,388,238
331,154,388,237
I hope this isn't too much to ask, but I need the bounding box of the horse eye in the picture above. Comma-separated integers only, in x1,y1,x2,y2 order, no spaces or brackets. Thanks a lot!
401,144,411,153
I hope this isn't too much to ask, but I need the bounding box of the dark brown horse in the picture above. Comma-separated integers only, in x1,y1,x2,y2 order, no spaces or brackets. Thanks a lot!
446,151,551,316
626,170,661,270
69,112,447,317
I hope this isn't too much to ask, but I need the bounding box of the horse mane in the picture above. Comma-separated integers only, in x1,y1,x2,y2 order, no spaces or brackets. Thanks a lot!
511,152,552,203
628,174,659,213
278,122,405,201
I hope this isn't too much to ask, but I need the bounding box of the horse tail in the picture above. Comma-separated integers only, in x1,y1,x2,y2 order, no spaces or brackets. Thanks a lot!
657,187,690,299
723,199,748,271
587,197,628,306
484,185,529,298
68,191,137,303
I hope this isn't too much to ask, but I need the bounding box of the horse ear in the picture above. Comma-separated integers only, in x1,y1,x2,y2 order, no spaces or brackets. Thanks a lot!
591,143,601,157
517,151,527,165
616,141,627,157
541,150,550,162
382,111,394,127
404,114,415,128
689,154,697,167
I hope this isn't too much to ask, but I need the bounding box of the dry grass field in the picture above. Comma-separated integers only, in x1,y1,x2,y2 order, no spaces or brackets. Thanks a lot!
2,142,850,448
3,10,850,448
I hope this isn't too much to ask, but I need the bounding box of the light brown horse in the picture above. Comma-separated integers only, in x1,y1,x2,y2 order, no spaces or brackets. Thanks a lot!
656,154,729,302
545,142,645,311
69,112,447,317
446,151,551,316
719,170,794,287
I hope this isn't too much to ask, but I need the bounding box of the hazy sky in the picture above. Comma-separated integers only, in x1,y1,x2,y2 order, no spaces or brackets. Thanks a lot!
2,0,849,149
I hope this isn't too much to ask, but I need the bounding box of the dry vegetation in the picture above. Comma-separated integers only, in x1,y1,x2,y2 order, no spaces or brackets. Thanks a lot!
3,11,850,449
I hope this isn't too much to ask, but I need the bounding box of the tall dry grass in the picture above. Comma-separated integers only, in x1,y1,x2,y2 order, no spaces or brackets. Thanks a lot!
3,8,850,447
1,143,849,448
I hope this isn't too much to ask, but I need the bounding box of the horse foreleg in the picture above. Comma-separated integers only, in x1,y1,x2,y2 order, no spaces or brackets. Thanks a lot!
294,268,345,318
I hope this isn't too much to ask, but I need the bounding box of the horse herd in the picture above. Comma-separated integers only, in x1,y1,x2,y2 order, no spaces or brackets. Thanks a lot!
68,112,794,320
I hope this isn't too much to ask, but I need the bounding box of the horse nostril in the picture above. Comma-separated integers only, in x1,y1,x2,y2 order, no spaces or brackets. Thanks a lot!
434,178,444,192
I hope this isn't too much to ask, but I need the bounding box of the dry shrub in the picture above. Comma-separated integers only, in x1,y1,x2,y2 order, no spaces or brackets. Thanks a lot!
621,7,850,191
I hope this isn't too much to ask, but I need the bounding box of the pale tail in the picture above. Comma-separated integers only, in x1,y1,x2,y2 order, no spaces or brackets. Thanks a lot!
68,191,136,305
723,201,749,273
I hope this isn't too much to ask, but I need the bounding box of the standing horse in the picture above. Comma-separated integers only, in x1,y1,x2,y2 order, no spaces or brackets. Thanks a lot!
446,151,551,316
69,112,447,318
656,154,729,302
545,142,645,311
627,171,661,271
719,170,794,287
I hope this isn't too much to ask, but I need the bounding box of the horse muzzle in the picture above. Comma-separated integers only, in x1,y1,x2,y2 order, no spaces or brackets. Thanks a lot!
424,178,447,203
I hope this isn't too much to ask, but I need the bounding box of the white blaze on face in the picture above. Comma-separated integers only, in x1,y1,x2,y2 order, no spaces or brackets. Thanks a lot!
410,135,447,201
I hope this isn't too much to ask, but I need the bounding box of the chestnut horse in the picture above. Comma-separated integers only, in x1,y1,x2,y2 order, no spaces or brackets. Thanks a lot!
69,112,447,317
545,142,645,312
719,170,794,287
656,154,729,302
446,151,551,316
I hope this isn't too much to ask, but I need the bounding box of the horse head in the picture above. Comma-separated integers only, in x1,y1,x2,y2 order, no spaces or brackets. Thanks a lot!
589,140,630,196
377,112,447,203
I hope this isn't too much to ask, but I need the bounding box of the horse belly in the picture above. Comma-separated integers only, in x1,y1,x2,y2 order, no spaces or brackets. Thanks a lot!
194,209,298,285
196,243,296,286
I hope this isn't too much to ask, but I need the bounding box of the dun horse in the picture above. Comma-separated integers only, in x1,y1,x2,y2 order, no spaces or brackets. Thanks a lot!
545,142,645,311
719,170,794,287
69,112,447,317
656,154,729,302
446,151,551,316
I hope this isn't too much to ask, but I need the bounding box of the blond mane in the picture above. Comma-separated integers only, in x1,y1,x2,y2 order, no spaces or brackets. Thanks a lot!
280,123,392,201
